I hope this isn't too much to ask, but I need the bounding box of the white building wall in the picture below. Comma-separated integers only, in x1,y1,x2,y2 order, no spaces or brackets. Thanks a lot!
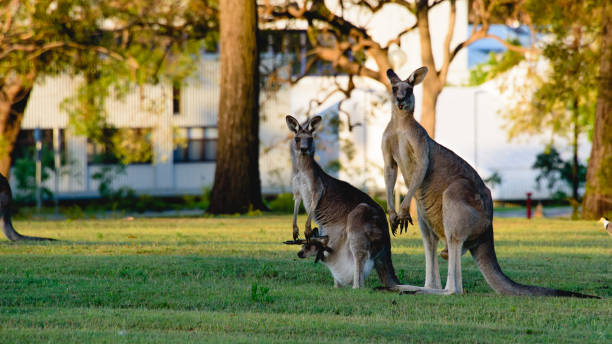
11,2,587,201
13,60,589,201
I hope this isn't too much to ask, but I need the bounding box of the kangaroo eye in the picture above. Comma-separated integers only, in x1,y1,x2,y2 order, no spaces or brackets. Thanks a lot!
392,87,397,93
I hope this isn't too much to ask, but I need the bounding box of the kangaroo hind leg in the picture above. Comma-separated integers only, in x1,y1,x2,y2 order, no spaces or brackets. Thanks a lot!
347,203,373,289
417,214,442,289
441,181,489,295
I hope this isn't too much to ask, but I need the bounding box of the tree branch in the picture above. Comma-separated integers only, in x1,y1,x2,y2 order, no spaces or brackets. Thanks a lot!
438,0,456,85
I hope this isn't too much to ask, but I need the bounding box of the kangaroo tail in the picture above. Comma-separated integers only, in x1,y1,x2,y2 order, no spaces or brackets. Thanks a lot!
1,174,55,242
470,230,597,299
3,217,56,242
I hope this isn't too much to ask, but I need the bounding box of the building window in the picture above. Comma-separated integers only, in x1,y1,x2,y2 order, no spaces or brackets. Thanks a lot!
259,30,344,77
172,82,181,115
173,127,217,162
11,129,65,162
87,129,119,165
88,128,153,165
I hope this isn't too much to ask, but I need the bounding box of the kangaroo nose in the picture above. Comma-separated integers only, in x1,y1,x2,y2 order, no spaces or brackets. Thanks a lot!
297,251,304,258
396,96,403,103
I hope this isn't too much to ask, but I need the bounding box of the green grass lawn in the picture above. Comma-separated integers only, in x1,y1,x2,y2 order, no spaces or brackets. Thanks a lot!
0,215,610,343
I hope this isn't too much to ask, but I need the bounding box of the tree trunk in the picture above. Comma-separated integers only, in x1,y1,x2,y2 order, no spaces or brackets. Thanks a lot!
208,0,266,214
416,0,442,138
420,86,440,138
582,13,612,219
570,97,579,219
0,82,32,177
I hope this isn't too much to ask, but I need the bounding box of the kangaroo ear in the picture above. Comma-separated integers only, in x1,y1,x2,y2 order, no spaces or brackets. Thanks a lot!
308,115,322,132
407,66,428,85
386,69,401,84
286,115,300,133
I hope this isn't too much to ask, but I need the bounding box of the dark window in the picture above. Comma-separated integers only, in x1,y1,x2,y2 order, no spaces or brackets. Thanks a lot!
88,128,153,165
11,129,65,162
172,81,181,115
173,127,217,163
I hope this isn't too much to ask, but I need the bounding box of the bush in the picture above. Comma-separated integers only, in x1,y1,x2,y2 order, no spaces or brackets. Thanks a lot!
268,193,302,213
199,188,211,211
62,204,85,220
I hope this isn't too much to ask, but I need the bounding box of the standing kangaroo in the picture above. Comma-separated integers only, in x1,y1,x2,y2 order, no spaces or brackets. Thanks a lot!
287,115,399,288
0,173,55,241
382,67,595,297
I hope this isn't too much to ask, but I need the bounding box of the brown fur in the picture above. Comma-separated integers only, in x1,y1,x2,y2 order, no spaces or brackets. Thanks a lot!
287,115,399,288
382,68,596,298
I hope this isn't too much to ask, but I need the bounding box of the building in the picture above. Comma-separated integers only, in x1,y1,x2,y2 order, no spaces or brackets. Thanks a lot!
10,1,589,201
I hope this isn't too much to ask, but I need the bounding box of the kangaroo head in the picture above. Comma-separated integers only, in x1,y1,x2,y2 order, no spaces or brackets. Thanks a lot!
386,67,428,113
297,236,331,261
286,115,322,156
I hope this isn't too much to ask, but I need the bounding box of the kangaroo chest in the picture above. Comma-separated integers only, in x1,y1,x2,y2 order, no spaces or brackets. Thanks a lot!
391,135,421,188
292,171,317,214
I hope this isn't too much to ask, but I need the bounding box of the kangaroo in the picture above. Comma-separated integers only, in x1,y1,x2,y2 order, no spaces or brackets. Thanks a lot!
287,115,399,288
381,67,596,298
0,173,55,241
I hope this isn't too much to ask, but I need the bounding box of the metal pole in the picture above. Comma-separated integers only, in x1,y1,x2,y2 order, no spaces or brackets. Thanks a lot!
526,192,532,219
53,127,61,214
34,127,42,212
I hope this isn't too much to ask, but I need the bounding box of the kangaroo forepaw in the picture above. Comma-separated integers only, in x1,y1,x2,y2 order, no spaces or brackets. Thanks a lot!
292,227,299,241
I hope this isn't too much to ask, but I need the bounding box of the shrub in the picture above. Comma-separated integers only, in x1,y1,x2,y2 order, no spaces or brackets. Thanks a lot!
268,193,302,213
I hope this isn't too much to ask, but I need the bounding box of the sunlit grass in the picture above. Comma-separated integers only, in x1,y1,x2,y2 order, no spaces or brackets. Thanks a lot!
0,216,610,343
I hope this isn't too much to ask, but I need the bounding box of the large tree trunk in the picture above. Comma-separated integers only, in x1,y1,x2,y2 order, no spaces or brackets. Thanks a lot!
420,86,440,138
582,13,612,219
208,0,266,214
416,0,442,138
570,97,580,219
0,80,32,176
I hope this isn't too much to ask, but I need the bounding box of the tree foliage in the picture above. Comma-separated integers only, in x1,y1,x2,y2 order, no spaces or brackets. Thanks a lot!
0,0,218,173
468,39,525,86
259,0,532,137
501,0,608,213
532,146,586,199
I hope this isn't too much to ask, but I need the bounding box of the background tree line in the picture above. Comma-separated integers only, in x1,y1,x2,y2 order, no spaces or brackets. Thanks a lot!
0,0,609,218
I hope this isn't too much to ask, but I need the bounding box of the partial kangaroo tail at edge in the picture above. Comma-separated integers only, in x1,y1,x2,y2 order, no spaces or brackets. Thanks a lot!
2,216,56,242
470,230,598,299
1,174,56,242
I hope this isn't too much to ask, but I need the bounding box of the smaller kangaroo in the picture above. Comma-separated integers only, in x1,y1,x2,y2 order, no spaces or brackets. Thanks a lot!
287,115,399,288
0,173,55,241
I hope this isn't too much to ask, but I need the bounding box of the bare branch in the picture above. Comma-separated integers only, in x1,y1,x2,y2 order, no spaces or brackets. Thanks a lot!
1,0,19,36
383,22,418,48
438,0,457,85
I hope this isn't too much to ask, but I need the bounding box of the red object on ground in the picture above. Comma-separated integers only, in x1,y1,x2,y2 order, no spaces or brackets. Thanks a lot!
526,192,532,219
